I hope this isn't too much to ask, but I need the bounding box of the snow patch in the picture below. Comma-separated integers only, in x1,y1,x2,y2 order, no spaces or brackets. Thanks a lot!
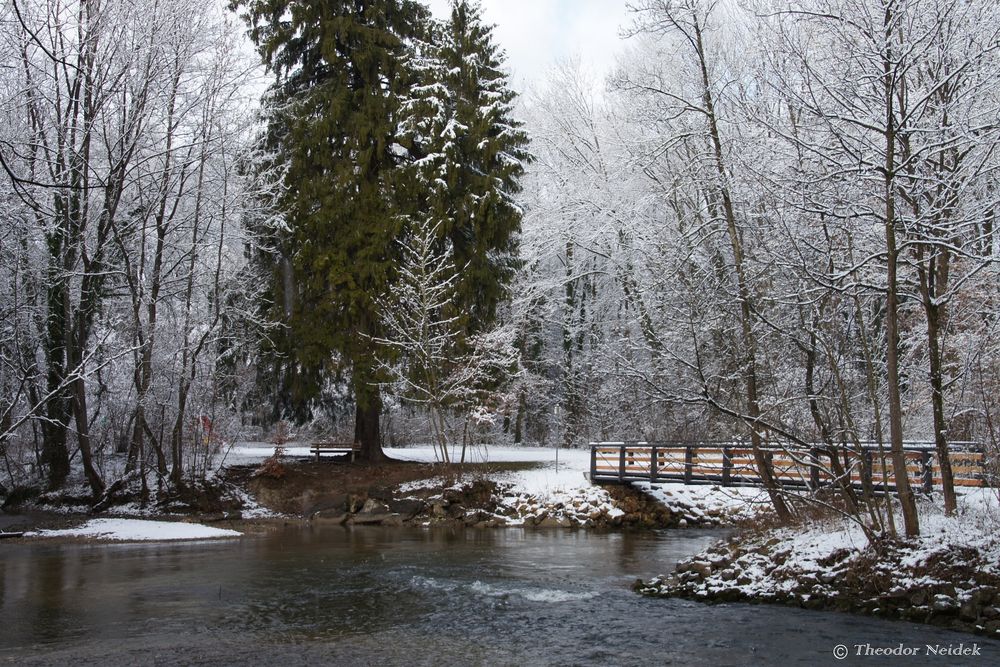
27,518,242,542
397,477,449,494
632,481,769,524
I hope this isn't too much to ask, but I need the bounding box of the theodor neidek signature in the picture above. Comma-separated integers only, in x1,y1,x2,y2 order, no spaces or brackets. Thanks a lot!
834,643,983,659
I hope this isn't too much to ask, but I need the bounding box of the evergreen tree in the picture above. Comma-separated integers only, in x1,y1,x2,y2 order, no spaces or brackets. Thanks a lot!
233,0,431,460
380,0,529,446
400,0,530,334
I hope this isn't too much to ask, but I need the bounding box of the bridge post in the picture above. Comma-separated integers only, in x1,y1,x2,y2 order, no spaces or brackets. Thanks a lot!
861,449,873,494
684,446,694,485
619,446,626,483
921,450,934,494
872,449,888,493
590,446,597,481
722,447,732,487
650,446,658,483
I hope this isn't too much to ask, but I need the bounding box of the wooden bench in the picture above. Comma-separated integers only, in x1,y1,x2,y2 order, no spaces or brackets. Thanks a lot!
310,441,361,462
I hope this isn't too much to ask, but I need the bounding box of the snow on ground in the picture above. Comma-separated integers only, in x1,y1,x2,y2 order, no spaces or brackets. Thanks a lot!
26,518,242,542
896,489,1000,574
632,481,773,524
642,486,1000,628
387,445,595,499
396,476,449,494
212,443,314,470
226,485,280,519
387,445,623,526
491,484,625,527
753,489,1000,584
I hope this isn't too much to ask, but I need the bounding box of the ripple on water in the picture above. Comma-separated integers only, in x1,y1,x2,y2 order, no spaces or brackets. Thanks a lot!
408,573,598,604
3,527,1000,667
469,580,599,603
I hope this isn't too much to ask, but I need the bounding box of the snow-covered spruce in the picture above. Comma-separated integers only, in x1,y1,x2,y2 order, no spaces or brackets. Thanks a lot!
638,492,1000,636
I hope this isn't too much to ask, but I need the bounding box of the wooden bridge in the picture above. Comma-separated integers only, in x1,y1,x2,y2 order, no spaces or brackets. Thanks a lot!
589,442,992,492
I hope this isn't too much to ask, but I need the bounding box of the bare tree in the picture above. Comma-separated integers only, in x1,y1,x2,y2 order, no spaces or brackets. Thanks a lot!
0,0,265,498
622,0,793,519
374,217,519,462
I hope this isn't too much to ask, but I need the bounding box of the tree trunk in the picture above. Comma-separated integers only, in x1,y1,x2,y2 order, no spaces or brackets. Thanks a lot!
918,255,957,514
42,273,71,488
71,373,104,495
805,325,859,514
355,392,386,462
170,382,189,489
691,10,790,520
41,411,70,490
881,4,920,537
884,219,919,536
514,388,525,444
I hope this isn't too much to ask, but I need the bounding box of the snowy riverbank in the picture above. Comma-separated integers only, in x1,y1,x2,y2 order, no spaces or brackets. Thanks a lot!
6,443,770,540
232,443,766,529
639,489,1000,636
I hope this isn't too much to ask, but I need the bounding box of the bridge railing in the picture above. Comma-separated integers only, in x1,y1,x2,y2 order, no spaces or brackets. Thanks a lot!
588,442,991,491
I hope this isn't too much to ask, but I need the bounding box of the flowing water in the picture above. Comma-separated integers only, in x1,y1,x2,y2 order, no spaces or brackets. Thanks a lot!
2,526,997,666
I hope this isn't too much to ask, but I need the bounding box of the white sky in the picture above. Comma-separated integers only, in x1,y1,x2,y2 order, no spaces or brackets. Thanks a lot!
425,0,633,92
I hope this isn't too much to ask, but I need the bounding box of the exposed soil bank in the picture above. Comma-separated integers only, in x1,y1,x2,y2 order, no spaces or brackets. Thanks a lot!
3,458,705,536
244,459,631,529
239,460,742,530
604,484,737,528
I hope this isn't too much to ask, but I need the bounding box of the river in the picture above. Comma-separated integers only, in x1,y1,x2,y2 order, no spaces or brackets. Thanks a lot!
2,526,997,666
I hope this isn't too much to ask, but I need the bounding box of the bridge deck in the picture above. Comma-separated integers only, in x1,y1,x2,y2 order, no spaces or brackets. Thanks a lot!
588,442,991,492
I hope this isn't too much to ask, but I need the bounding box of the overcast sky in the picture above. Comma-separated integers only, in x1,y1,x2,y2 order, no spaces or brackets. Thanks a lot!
425,0,633,92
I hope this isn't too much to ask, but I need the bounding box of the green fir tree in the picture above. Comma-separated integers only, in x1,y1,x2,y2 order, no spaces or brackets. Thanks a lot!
233,0,431,460
400,0,531,334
